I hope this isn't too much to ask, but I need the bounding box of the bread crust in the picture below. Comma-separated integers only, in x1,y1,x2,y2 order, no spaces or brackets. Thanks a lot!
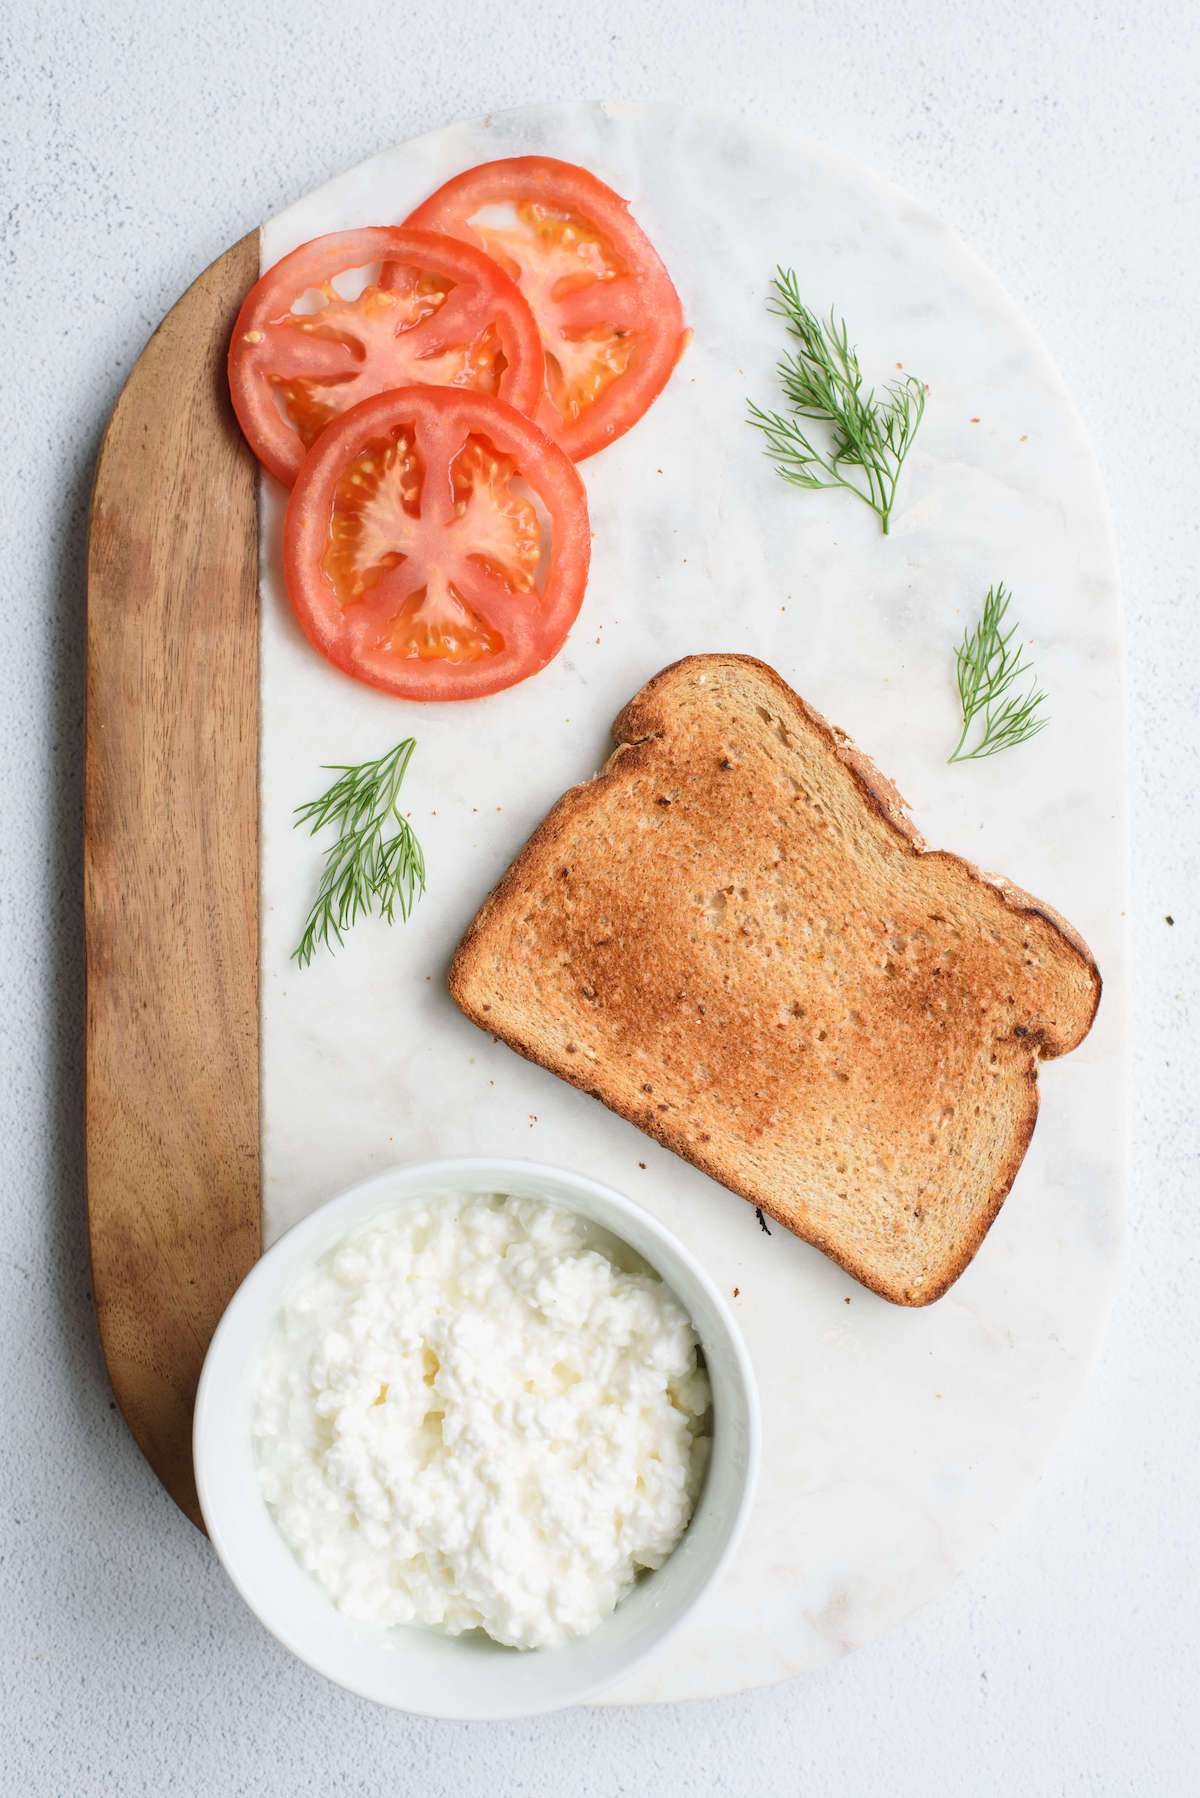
449,654,1101,1304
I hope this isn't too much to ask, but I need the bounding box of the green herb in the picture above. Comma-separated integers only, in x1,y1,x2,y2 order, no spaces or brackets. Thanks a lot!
747,268,926,535
292,739,426,967
949,584,1048,763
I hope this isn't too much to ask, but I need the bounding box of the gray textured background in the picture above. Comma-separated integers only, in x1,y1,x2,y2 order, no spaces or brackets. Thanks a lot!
2,2,1197,1792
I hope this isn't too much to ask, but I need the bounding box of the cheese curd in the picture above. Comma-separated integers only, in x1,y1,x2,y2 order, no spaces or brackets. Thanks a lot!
253,1194,711,1651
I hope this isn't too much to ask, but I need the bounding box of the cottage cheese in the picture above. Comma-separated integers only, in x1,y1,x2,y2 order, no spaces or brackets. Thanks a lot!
253,1194,711,1650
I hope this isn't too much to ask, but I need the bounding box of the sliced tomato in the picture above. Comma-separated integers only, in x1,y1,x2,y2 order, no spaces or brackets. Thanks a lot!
402,157,688,461
228,227,544,484
284,386,590,700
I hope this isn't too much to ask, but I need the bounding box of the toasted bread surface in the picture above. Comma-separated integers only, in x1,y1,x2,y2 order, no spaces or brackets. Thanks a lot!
450,655,1101,1304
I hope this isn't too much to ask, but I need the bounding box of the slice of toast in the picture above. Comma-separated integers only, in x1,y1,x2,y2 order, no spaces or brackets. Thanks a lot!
449,655,1100,1304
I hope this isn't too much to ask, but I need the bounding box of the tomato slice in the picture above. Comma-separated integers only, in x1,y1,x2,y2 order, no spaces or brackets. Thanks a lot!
283,386,590,700
229,227,544,484
402,157,688,461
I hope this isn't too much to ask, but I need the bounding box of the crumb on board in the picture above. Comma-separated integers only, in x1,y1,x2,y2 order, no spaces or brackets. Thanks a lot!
638,1161,646,1170
755,1206,771,1236
733,1287,741,1298
1166,914,1175,925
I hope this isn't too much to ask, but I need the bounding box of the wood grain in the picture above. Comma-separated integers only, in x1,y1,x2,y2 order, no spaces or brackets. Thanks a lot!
85,234,262,1529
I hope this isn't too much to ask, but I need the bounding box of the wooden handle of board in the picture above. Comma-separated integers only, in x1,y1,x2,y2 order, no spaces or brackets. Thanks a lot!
85,234,262,1529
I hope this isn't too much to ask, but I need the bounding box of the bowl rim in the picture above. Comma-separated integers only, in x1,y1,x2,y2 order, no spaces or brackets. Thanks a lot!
193,1154,761,1719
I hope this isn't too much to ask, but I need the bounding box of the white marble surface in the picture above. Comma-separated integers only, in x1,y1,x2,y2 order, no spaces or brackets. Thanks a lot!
260,103,1125,1703
3,2,1197,1792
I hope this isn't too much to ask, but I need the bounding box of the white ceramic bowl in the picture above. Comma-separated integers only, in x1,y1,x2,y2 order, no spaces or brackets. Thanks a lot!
194,1157,760,1719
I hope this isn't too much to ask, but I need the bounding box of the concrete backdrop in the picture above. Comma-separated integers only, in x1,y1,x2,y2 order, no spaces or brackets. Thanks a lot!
2,1,1196,1792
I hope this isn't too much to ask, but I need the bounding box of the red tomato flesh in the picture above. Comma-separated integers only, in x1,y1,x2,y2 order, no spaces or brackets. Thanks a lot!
284,386,590,700
403,157,688,461
229,227,544,484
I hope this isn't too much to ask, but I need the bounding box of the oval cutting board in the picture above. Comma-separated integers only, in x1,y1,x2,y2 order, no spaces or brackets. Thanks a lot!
87,102,1127,1699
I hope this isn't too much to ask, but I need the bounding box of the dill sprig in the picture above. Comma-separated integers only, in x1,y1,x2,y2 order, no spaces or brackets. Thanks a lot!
292,738,426,967
949,584,1049,763
747,268,926,534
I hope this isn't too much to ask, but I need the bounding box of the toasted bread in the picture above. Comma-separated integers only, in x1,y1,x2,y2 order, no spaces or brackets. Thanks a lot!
449,655,1100,1304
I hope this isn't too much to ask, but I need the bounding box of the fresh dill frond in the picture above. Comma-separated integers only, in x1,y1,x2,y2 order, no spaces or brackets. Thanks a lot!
949,584,1049,763
292,738,426,968
747,268,926,534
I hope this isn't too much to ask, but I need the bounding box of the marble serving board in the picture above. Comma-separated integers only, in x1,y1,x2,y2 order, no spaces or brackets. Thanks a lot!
258,102,1127,1704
